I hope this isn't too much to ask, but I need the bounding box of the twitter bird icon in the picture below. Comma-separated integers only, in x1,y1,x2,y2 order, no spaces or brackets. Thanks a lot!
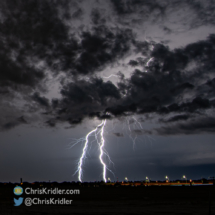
14,197,23,206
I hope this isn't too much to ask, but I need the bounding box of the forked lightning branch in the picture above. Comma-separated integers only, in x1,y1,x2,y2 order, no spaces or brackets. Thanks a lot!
73,118,114,182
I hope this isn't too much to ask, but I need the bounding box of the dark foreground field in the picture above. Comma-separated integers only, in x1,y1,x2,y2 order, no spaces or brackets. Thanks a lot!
0,185,215,215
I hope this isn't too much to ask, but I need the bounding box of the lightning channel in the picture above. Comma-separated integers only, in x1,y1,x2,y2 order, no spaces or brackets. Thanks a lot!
99,120,107,182
72,118,114,182
146,57,154,67
103,74,120,79
75,121,103,182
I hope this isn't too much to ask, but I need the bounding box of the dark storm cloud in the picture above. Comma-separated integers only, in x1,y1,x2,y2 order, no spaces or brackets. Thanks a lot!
71,8,83,19
0,0,74,102
170,83,194,94
54,78,121,124
110,0,165,15
133,41,153,56
61,78,120,104
154,117,215,135
97,34,215,135
106,35,215,116
110,0,215,28
17,116,27,124
1,116,27,131
186,0,215,27
128,60,139,67
51,34,215,134
70,26,133,75
91,8,106,25
45,119,56,127
159,114,191,123
0,47,45,88
0,0,215,136
31,92,50,107
0,0,135,127
0,0,77,129
0,0,136,89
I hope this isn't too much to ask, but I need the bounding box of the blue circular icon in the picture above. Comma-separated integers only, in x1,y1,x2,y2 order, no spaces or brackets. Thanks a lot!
14,186,23,195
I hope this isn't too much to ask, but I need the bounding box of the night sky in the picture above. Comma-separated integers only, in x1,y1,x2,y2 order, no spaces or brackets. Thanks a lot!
0,0,215,182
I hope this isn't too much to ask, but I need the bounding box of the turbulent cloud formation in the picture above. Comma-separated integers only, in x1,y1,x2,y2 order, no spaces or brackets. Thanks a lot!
53,77,120,124
2,116,28,131
52,34,215,134
155,117,215,135
110,0,215,29
31,92,50,107
0,0,214,135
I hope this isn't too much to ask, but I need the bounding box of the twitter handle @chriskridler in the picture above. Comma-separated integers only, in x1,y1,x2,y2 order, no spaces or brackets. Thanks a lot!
14,197,73,206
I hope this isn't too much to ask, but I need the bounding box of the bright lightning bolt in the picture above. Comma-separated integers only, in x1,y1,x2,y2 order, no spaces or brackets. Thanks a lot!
76,122,103,182
146,57,154,67
70,114,154,182
103,74,120,79
143,57,154,73
72,116,114,182
96,119,115,181
99,120,107,182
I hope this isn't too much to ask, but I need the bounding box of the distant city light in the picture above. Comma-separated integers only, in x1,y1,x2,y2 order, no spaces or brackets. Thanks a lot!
145,176,150,182
165,176,169,182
